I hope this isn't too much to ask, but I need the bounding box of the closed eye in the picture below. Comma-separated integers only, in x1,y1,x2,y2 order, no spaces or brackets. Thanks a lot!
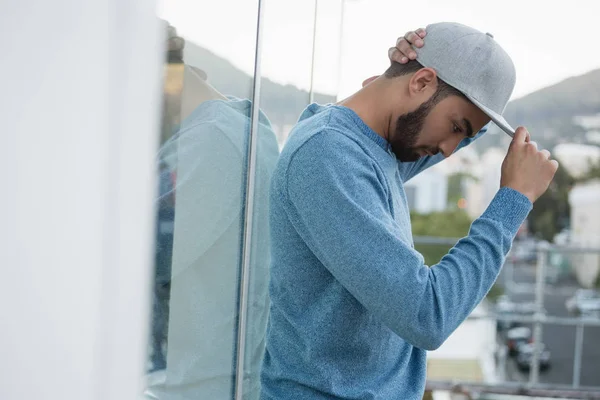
453,119,474,138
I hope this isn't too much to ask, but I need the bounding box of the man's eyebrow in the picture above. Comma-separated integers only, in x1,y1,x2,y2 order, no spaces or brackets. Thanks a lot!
463,118,474,138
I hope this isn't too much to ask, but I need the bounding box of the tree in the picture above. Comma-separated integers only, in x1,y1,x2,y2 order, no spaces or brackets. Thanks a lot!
528,165,574,241
411,209,473,265
447,172,478,208
576,159,600,183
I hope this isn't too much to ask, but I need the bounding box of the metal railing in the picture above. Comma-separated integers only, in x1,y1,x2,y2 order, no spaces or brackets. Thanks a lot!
414,236,600,399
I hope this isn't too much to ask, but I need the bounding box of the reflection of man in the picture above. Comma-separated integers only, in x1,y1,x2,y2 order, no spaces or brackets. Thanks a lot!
150,165,175,372
261,22,558,399
147,22,279,400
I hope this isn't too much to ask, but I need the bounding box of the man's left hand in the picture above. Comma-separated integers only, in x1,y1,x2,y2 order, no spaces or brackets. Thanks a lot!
388,28,427,64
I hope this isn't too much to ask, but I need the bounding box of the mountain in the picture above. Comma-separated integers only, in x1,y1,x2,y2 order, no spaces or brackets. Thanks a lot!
474,68,600,152
181,41,600,154
182,41,336,136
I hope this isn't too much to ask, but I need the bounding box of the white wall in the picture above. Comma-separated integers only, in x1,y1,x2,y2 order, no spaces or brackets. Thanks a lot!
427,304,498,383
465,148,504,219
554,143,600,179
0,1,163,399
569,180,600,288
405,168,448,214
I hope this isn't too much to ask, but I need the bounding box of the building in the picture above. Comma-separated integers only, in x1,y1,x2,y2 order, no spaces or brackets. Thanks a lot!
569,179,600,288
404,166,449,214
554,143,600,179
427,303,499,391
464,147,505,219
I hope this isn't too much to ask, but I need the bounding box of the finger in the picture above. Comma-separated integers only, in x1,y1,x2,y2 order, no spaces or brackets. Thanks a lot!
169,36,185,51
396,38,417,60
550,159,559,172
415,28,427,39
540,149,551,159
388,47,409,63
404,31,424,48
528,141,538,150
512,127,528,144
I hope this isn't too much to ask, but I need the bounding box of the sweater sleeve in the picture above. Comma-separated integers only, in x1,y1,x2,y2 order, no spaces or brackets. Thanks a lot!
282,131,531,350
398,124,488,183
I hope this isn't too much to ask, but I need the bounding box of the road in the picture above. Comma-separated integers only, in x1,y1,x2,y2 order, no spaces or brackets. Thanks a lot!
497,262,600,387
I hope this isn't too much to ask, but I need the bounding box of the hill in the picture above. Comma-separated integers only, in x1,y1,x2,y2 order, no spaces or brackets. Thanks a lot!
182,42,336,135
181,41,600,154
475,68,600,152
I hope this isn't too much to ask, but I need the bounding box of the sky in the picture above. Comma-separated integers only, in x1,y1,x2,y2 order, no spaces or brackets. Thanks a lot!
159,0,600,100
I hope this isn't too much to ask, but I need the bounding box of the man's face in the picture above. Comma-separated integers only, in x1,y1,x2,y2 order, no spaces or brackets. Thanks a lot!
389,94,490,162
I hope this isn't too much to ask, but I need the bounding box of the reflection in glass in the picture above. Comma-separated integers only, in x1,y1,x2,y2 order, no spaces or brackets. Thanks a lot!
146,15,279,400
148,24,185,374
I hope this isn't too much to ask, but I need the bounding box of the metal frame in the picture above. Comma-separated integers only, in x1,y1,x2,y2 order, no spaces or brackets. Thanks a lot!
234,0,265,398
426,380,600,399
308,0,318,104
414,236,600,398
530,241,549,385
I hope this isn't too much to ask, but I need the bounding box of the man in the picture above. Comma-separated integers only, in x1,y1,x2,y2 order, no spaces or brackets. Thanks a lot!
260,22,558,399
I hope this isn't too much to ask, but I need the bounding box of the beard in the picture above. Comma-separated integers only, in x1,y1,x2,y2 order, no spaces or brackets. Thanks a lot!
389,94,439,162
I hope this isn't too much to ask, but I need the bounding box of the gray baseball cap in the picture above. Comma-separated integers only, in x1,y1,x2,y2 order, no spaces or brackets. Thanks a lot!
415,22,517,137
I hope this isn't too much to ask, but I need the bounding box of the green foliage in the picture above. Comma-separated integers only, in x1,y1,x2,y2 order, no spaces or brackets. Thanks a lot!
487,284,504,302
528,165,574,241
411,209,473,266
447,172,479,208
447,173,464,206
414,243,452,266
411,209,473,238
577,159,600,183
411,210,503,301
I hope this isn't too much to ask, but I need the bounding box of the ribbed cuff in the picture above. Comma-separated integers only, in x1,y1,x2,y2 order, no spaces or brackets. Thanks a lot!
481,187,532,236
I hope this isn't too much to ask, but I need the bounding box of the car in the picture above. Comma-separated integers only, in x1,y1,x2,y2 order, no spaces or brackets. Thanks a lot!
511,238,538,264
495,297,518,331
496,316,518,332
495,297,537,332
515,343,551,372
505,327,532,356
566,289,600,315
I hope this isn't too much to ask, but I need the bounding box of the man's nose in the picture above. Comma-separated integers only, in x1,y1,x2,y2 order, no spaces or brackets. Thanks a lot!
440,136,463,158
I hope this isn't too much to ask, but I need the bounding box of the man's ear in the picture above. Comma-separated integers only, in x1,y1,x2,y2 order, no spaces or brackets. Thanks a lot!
407,68,438,97
362,75,380,87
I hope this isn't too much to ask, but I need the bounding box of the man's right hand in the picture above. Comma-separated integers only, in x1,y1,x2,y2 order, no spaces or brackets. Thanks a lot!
500,127,559,203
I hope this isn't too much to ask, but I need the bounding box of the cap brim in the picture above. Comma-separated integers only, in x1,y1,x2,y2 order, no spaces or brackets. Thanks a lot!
466,94,516,138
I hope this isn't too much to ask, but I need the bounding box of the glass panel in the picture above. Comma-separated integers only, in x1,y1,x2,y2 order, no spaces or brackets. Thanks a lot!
258,0,317,149
237,78,281,400
237,0,321,396
311,0,344,102
147,1,260,398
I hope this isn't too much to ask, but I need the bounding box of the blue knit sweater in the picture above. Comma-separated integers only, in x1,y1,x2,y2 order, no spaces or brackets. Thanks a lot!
260,104,532,400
